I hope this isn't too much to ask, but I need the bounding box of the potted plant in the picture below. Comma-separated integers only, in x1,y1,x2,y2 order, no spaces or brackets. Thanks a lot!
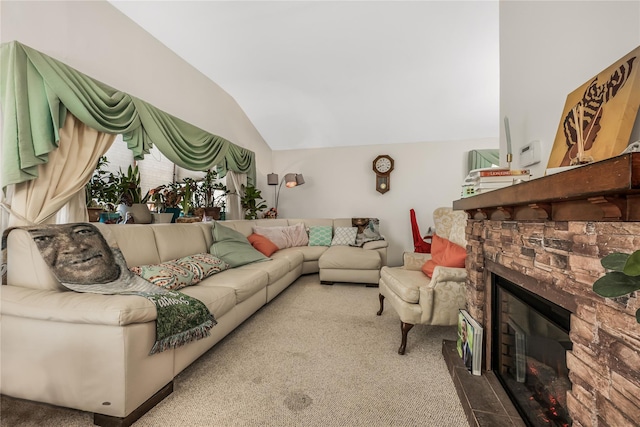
241,185,268,220
159,182,182,223
115,164,152,223
594,251,640,323
179,178,197,217
193,169,230,220
85,156,120,222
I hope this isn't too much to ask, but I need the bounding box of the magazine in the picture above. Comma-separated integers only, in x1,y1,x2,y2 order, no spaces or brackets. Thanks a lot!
457,309,483,376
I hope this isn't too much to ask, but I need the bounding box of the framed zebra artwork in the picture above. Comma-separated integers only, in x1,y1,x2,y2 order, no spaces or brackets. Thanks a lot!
547,45,640,169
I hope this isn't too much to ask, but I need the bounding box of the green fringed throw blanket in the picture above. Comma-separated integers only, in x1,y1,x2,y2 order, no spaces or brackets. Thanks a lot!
2,223,215,355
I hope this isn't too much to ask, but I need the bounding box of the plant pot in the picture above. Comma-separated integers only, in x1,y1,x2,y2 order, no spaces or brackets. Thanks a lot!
117,203,152,224
99,212,121,224
87,207,103,222
152,212,174,223
204,207,221,220
129,203,152,224
164,207,181,223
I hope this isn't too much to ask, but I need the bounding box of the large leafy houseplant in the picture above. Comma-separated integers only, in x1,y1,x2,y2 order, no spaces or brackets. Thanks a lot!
85,156,120,211
241,185,268,220
116,164,143,206
594,251,640,323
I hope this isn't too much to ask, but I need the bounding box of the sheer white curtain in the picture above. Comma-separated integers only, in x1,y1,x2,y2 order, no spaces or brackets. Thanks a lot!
225,170,247,220
3,113,115,229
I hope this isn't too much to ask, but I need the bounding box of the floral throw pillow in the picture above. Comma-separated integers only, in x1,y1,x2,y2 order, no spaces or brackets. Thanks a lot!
130,253,230,290
331,227,358,246
308,225,333,246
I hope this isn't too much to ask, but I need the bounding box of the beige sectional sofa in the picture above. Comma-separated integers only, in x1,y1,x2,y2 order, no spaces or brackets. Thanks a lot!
0,218,387,426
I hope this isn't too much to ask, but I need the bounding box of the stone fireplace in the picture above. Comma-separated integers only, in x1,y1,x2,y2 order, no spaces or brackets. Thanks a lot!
452,154,640,427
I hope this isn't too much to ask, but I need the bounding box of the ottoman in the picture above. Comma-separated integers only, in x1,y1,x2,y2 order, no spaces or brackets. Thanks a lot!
318,245,382,286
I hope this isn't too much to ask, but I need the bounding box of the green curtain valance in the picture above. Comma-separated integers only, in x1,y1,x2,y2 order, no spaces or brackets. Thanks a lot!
0,40,256,190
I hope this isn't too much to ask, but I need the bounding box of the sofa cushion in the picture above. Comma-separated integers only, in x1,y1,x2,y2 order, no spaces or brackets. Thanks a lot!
331,227,357,246
210,222,269,268
176,283,238,319
240,258,291,285
308,225,333,246
152,223,209,263
247,233,279,257
319,246,381,270
196,268,268,304
253,223,309,249
96,223,161,267
270,248,306,270
130,253,230,290
6,229,65,291
422,234,466,278
380,266,426,304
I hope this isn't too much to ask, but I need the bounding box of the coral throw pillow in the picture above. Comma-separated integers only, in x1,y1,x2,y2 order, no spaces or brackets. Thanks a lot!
421,233,466,278
248,233,279,257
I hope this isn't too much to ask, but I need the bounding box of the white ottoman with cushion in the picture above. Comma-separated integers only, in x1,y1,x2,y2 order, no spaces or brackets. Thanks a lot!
318,245,383,286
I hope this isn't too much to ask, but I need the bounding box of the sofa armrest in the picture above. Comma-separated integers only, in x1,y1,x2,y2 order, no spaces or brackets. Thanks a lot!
428,266,467,285
362,239,388,250
418,266,467,325
1,285,157,326
402,252,432,271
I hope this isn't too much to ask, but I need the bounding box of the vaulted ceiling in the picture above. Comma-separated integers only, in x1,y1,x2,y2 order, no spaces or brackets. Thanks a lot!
109,1,499,150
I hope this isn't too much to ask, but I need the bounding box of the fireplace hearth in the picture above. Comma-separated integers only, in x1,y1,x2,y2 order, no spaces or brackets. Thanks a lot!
492,275,572,427
451,156,640,426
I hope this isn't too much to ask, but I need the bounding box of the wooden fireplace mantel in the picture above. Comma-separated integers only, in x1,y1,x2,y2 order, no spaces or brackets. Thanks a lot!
452,153,640,221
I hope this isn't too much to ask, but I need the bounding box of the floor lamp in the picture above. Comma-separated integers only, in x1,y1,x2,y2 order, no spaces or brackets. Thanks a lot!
267,172,305,217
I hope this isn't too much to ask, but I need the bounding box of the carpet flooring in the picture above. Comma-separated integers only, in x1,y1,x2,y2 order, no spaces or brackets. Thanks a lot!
1,274,468,427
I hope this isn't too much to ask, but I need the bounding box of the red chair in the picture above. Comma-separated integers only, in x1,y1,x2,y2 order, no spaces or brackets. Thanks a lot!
410,209,432,253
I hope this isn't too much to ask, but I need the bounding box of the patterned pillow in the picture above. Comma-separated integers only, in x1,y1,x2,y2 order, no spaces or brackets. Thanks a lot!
130,253,230,290
331,227,358,246
308,226,333,246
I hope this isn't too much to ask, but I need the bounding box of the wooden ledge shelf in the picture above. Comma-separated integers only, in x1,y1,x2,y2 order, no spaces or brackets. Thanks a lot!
453,153,640,222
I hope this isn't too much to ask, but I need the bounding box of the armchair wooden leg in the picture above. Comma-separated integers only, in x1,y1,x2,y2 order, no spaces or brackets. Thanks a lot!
398,322,414,355
377,293,385,316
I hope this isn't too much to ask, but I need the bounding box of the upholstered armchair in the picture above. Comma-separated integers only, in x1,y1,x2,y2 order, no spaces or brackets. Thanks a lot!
377,207,468,354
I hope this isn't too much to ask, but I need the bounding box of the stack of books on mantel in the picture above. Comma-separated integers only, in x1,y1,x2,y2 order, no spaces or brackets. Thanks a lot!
461,167,531,198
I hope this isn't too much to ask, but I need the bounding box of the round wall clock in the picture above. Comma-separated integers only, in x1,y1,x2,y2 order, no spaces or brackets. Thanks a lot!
372,155,394,194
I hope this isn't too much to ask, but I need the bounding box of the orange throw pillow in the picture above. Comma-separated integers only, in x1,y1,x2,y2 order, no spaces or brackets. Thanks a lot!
248,233,279,257
421,233,466,278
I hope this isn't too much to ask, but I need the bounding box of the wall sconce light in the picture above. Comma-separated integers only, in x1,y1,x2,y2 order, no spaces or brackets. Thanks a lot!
267,172,305,217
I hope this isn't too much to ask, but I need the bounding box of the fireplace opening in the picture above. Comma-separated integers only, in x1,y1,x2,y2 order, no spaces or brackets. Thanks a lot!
491,275,572,427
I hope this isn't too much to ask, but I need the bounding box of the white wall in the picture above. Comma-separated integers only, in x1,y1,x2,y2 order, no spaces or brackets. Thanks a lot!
1,0,498,266
0,0,274,192
273,138,497,266
500,1,640,178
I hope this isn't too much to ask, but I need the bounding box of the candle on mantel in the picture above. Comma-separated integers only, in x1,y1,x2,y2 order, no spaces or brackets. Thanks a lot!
504,116,512,155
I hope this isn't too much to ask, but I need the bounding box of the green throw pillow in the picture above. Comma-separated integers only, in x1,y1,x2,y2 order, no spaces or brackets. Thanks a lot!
210,222,269,268
308,225,333,246
130,253,230,290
